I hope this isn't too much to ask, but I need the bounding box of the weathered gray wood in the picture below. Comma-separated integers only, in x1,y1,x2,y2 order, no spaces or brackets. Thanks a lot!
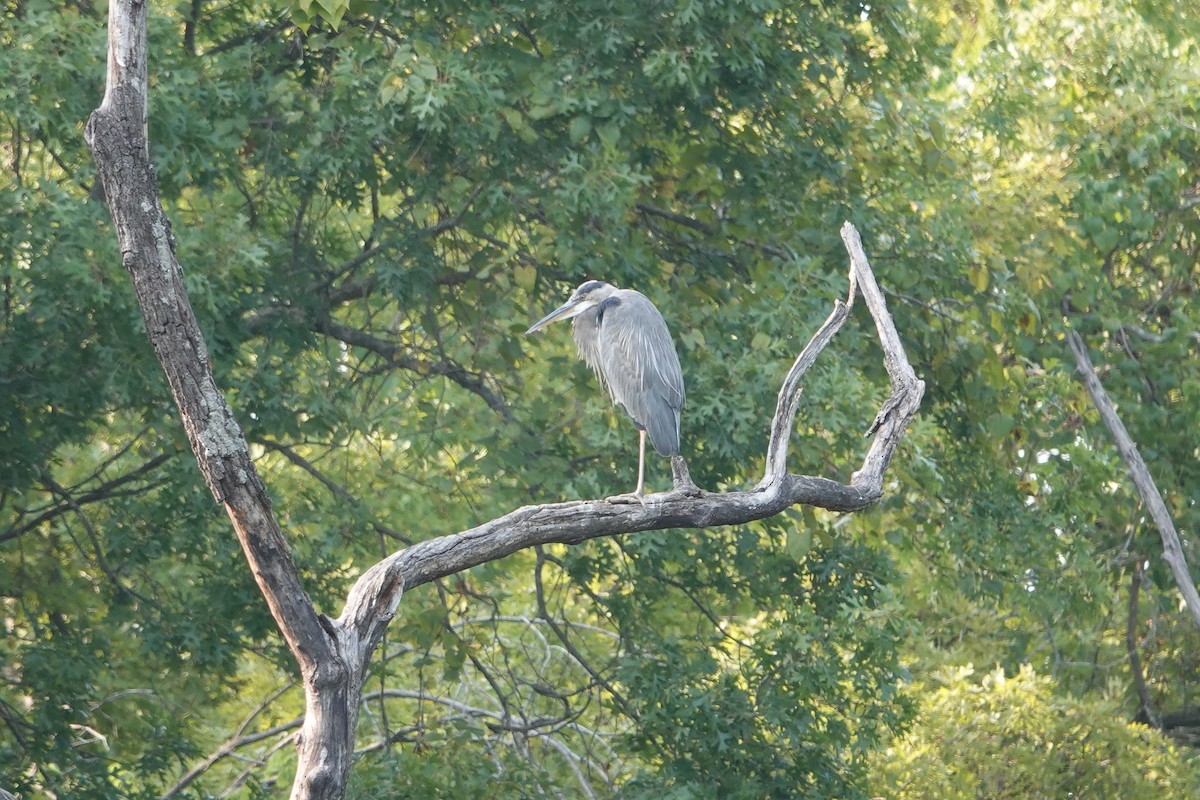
87,2,925,797
85,2,354,798
759,297,852,489
1067,329,1200,630
842,222,926,488
339,225,926,661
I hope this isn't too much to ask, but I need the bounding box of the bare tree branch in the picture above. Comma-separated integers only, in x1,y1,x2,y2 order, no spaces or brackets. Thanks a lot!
85,3,348,797
1067,328,1200,630
339,222,924,665
160,682,301,799
534,548,634,719
161,718,302,800
86,3,924,797
450,614,620,641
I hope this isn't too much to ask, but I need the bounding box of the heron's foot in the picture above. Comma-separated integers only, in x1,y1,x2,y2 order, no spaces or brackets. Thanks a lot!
605,491,646,506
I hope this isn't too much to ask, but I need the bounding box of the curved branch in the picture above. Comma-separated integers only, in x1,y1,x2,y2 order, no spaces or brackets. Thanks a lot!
340,223,923,662
531,734,602,800
88,6,923,798
341,476,874,642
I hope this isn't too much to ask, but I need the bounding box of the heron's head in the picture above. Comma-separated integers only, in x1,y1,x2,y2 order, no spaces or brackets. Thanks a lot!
525,280,618,334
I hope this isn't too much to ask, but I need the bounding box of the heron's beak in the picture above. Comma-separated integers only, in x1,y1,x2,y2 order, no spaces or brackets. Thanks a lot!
525,298,589,334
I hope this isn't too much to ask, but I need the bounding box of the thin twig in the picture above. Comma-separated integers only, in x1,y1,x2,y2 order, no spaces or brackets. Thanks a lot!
534,549,635,719
1126,560,1160,727
2,452,172,544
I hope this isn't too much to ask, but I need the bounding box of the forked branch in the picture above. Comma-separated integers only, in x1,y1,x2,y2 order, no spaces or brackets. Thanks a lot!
340,222,926,660
86,1,925,797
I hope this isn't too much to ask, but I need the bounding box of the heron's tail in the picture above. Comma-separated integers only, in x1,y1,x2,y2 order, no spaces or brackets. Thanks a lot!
644,408,681,457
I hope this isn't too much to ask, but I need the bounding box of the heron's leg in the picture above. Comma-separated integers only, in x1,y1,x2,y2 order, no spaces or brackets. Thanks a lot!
606,431,648,504
634,429,646,497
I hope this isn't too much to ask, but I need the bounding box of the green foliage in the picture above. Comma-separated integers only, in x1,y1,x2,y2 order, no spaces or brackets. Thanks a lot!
347,730,554,799
3,0,1200,796
873,665,1200,799
613,537,910,799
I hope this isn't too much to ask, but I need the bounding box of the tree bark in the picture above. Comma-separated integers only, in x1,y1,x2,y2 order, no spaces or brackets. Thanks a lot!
1067,329,1200,631
85,2,350,796
86,2,925,797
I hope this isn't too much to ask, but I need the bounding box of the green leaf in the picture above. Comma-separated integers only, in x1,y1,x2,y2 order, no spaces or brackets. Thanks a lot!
568,115,592,143
513,264,536,293
785,528,813,558
969,264,989,293
313,0,349,27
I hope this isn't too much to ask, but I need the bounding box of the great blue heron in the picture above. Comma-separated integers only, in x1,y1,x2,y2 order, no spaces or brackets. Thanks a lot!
526,280,697,498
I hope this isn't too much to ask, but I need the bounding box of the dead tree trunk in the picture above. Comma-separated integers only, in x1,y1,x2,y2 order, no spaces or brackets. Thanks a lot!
85,2,924,798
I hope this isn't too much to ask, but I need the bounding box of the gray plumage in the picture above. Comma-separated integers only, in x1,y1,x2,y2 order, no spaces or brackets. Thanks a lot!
526,280,685,495
571,285,682,455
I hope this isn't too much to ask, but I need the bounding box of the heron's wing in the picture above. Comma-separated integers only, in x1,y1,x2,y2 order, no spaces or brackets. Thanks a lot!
593,290,684,456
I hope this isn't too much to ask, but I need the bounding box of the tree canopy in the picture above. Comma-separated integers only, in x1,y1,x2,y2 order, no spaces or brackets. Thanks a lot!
2,0,1199,797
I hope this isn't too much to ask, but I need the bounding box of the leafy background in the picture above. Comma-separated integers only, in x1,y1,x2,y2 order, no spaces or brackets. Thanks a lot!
1,0,1198,797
